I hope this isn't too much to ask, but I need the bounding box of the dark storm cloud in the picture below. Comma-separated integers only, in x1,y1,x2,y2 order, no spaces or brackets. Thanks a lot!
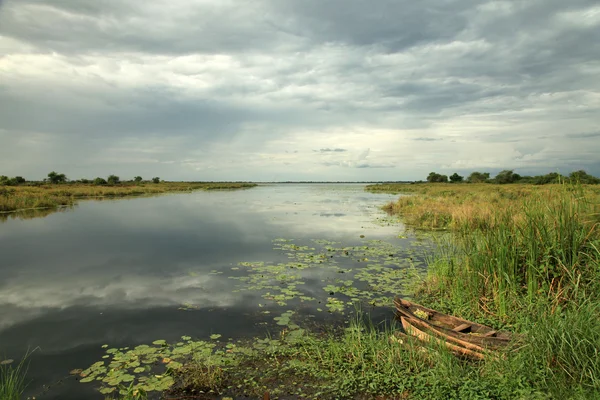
0,0,599,179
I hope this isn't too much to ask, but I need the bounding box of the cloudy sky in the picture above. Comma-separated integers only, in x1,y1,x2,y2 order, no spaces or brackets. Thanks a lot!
1,0,599,181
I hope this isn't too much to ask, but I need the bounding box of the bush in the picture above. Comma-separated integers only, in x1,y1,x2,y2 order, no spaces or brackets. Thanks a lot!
94,177,107,185
107,175,120,185
152,177,160,184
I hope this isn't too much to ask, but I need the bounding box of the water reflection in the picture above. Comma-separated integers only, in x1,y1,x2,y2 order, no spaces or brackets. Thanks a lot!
0,184,406,399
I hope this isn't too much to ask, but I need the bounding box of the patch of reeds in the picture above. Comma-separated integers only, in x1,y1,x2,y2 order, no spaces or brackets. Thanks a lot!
0,352,32,400
382,183,600,397
0,182,257,214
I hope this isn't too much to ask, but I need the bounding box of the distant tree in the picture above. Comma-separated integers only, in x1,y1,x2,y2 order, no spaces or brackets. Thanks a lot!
467,171,490,183
79,179,91,184
152,177,160,184
494,170,521,184
134,176,143,183
427,172,449,183
107,175,120,185
94,177,108,185
449,173,464,183
531,172,563,185
569,170,600,184
47,171,67,184
13,176,26,185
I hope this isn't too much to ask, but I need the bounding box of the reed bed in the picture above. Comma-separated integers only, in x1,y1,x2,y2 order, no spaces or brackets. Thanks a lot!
0,182,257,213
378,182,600,398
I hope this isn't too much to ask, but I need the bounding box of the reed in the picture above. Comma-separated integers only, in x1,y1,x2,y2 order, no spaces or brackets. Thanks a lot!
0,182,257,213
0,353,31,400
380,183,600,397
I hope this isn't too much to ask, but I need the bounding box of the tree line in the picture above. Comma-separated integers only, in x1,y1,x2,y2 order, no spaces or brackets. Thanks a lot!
0,172,162,186
426,170,600,184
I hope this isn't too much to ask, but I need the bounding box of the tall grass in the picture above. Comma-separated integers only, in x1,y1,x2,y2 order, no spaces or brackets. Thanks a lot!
0,182,257,213
380,183,600,397
0,353,31,400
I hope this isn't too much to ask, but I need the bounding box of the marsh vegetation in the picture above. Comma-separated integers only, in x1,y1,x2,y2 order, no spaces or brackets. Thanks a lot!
0,173,257,214
3,182,599,399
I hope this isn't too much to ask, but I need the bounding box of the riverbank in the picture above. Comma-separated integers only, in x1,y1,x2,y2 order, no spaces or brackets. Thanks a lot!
0,182,257,213
377,182,600,398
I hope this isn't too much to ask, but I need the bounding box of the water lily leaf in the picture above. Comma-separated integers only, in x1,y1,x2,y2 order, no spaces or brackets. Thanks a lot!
152,340,167,346
210,334,222,340
0,359,14,365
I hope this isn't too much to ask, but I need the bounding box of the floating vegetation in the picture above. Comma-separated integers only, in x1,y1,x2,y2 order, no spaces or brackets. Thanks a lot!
230,236,432,313
80,233,436,398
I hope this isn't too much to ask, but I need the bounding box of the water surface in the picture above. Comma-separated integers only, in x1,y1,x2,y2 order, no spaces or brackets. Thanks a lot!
0,184,423,399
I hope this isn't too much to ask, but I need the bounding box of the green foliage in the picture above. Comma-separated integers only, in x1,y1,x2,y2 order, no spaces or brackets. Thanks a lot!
494,169,521,184
133,176,143,183
107,175,120,185
0,176,26,186
467,171,490,183
449,173,463,183
427,172,448,183
47,171,67,184
94,177,108,185
0,351,33,400
569,170,600,184
152,177,160,184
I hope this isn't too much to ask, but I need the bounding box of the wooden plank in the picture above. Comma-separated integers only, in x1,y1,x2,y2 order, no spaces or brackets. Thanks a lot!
482,330,497,337
453,323,472,333
403,316,487,353
400,317,485,360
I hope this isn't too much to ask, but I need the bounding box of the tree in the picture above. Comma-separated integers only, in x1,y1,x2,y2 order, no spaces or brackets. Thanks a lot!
152,177,160,184
134,176,143,183
0,176,9,186
107,175,120,185
467,172,490,183
449,173,464,183
47,171,67,184
94,177,107,185
569,170,600,184
427,172,448,183
494,170,520,184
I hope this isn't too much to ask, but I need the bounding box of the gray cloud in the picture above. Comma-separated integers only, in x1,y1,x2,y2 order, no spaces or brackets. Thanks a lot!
0,0,599,180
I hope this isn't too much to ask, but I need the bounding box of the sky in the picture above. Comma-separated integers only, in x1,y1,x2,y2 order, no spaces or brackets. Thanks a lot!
0,0,599,182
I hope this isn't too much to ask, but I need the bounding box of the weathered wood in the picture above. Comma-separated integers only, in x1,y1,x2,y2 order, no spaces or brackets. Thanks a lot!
400,317,485,360
453,323,472,333
394,298,513,349
403,316,487,353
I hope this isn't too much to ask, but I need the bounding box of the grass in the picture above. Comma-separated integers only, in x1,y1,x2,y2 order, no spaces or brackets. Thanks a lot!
163,315,543,400
0,182,257,214
0,353,32,400
379,182,600,398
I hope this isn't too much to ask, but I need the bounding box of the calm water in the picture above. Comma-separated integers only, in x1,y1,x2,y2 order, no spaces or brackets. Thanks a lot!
0,184,423,399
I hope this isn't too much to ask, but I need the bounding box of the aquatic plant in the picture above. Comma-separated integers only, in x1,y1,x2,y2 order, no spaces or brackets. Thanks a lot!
0,351,33,400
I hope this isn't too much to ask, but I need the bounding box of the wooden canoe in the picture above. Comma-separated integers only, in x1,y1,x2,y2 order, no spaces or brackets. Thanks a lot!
394,298,512,350
400,316,486,360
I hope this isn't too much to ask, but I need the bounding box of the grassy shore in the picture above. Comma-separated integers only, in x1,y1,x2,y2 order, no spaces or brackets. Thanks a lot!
0,182,257,213
373,182,600,398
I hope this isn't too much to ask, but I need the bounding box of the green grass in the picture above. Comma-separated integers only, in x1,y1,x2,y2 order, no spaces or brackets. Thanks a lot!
0,353,31,400
0,182,257,214
387,183,600,398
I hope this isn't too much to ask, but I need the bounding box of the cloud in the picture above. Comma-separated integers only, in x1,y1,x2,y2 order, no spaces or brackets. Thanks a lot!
0,0,599,180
